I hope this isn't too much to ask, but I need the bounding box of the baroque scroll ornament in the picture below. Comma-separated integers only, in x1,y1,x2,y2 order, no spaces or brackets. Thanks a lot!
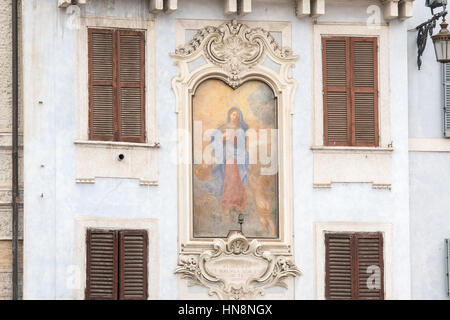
173,20,296,88
174,232,301,300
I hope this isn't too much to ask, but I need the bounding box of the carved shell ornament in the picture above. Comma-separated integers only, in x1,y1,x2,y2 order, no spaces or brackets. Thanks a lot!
174,232,301,300
173,20,296,88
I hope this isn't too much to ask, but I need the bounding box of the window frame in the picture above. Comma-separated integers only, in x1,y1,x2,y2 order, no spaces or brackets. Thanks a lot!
314,222,393,300
74,218,159,300
312,23,391,149
73,17,158,186
311,24,392,189
75,16,157,146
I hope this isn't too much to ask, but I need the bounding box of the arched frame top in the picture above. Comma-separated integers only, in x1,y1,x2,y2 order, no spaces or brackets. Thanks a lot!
171,20,298,256
190,69,283,98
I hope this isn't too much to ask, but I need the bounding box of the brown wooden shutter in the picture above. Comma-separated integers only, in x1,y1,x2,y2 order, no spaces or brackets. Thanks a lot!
355,233,384,299
88,29,145,143
89,29,116,141
351,38,379,146
325,232,384,300
325,233,353,299
323,37,351,146
117,31,145,143
85,229,118,300
322,37,379,147
119,230,148,300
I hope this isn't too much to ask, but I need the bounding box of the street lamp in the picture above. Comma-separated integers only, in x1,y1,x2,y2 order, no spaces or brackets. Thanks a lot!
417,0,450,69
432,18,450,63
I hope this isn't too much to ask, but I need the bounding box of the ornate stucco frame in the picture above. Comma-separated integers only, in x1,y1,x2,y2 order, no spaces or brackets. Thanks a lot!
171,19,298,256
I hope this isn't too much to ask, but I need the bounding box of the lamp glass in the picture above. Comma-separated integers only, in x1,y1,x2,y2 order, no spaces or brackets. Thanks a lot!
433,38,445,61
433,37,450,62
433,21,450,63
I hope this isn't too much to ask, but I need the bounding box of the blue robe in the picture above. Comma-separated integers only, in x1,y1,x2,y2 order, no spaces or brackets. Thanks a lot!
203,107,250,202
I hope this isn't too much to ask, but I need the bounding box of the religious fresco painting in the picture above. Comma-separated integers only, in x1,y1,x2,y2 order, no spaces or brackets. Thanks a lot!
192,79,279,239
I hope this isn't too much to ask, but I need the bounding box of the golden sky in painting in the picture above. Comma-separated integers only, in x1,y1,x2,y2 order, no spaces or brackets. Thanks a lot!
193,79,275,132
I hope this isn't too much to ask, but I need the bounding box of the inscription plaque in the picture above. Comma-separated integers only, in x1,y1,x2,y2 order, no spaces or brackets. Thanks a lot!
175,232,300,300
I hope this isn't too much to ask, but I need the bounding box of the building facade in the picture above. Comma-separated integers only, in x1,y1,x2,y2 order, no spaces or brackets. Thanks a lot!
0,0,448,300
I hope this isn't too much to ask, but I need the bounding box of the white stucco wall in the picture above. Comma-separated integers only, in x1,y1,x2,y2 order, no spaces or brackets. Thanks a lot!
407,3,450,300
409,153,450,299
22,0,416,299
408,1,444,139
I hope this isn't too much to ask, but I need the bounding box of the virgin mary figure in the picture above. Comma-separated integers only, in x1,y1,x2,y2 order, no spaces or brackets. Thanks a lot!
204,107,250,217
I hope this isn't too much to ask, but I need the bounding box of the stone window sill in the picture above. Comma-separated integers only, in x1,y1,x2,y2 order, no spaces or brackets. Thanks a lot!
74,140,160,149
74,140,159,186
311,146,393,153
311,145,393,190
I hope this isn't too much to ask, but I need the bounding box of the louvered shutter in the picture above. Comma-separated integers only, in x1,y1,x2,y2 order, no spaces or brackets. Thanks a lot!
85,229,118,300
446,239,450,297
323,38,351,146
89,29,116,141
322,37,379,146
355,233,384,300
443,63,450,137
325,233,353,299
119,230,148,300
118,31,145,143
351,38,379,146
325,232,384,300
88,29,145,143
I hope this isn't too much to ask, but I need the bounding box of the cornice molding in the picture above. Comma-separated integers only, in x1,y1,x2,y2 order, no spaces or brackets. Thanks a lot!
58,0,413,21
59,0,178,13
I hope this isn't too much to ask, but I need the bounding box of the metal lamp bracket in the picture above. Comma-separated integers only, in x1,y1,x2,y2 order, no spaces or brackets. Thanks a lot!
58,0,87,8
416,6,448,69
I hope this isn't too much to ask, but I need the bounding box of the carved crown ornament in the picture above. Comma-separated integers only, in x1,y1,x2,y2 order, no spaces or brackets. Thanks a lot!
171,20,298,88
174,231,301,300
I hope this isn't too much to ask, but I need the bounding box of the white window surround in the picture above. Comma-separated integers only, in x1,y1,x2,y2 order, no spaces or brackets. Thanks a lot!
314,221,393,300
74,17,158,186
408,138,450,152
73,217,159,300
312,23,392,189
